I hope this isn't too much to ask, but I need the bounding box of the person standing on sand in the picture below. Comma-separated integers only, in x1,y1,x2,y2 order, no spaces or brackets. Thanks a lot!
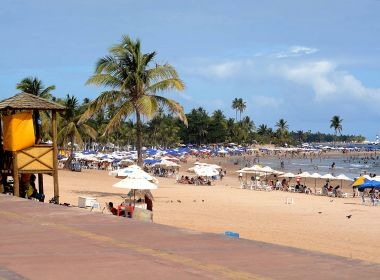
145,194,153,211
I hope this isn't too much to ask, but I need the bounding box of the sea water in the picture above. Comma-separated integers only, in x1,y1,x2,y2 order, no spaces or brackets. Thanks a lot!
229,152,380,179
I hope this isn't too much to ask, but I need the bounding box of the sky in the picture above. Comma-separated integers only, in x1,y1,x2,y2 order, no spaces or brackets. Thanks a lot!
1,0,380,139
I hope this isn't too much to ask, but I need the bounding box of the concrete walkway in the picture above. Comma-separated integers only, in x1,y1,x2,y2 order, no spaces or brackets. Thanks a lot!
0,195,379,280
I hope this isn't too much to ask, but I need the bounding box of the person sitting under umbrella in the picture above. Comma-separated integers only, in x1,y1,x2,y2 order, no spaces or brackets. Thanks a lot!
108,202,126,217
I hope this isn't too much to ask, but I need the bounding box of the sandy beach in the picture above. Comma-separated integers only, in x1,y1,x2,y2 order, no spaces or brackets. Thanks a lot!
41,156,380,264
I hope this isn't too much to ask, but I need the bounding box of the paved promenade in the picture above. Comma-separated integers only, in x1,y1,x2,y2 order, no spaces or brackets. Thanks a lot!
0,194,379,280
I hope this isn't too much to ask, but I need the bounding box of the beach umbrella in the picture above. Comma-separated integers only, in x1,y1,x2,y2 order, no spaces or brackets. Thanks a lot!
113,177,158,206
279,172,296,185
309,172,321,191
357,179,380,192
298,171,311,178
194,166,219,177
352,175,371,187
279,172,296,178
110,165,158,183
297,171,311,186
320,173,336,180
335,174,353,189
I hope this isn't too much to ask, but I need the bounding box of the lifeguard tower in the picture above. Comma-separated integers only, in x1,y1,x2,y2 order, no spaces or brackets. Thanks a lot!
0,93,65,203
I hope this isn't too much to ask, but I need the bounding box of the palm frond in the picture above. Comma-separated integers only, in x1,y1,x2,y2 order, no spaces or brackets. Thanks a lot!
147,78,185,93
135,95,159,118
103,101,135,135
79,123,98,140
86,74,123,88
154,95,188,126
78,90,124,124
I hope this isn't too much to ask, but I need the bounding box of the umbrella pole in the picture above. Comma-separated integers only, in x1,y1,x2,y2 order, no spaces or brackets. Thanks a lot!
314,179,317,194
133,189,136,206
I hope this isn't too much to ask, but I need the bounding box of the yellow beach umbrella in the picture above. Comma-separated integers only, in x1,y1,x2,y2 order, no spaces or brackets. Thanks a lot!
352,175,371,187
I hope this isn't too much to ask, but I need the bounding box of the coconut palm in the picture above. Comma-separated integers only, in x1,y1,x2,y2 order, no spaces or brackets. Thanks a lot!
80,35,187,166
16,77,56,141
16,77,55,99
237,98,246,121
330,115,343,145
275,119,289,135
232,98,239,121
58,94,97,168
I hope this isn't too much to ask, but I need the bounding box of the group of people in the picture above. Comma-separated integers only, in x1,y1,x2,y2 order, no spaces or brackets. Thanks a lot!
177,175,212,186
108,194,153,218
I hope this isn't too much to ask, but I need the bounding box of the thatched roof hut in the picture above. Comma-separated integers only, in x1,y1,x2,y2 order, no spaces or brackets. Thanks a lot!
0,92,65,111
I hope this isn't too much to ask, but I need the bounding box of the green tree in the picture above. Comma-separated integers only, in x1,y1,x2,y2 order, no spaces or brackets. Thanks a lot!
237,98,246,121
330,115,343,145
275,118,289,145
208,109,227,143
232,98,239,121
58,95,97,168
80,35,187,165
183,107,210,144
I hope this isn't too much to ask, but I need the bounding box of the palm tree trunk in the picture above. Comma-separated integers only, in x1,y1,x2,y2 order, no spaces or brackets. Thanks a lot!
64,135,75,169
136,110,143,167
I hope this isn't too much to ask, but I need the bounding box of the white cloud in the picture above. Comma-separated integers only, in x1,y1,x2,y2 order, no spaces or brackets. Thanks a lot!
195,59,254,79
274,60,380,106
275,45,319,58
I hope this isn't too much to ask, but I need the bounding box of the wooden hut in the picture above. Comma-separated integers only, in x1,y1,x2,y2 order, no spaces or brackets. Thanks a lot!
0,93,66,203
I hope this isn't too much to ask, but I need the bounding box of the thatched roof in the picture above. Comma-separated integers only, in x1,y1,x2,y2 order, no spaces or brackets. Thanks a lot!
0,93,66,111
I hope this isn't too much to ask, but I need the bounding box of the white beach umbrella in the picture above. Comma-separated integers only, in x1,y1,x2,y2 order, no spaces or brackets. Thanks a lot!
194,166,219,177
309,172,322,191
335,174,353,181
113,178,158,190
113,177,158,206
111,165,159,183
335,174,353,188
320,173,336,180
298,171,311,178
310,172,322,179
279,172,296,178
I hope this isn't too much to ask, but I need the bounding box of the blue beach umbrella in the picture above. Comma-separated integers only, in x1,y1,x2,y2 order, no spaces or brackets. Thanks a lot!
357,179,380,192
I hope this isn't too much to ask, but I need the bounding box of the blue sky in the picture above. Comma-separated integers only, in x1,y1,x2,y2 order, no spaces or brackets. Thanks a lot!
1,0,380,139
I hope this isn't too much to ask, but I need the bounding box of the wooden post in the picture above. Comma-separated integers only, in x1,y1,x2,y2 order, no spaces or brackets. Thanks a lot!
52,110,59,203
12,152,19,197
38,173,44,195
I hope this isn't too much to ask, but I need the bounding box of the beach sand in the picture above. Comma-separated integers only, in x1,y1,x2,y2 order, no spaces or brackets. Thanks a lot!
41,157,380,264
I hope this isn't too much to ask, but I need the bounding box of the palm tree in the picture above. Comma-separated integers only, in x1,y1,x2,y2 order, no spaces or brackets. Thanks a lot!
232,98,239,121
275,118,289,145
276,119,288,133
237,98,246,121
330,115,343,145
58,95,97,168
16,77,55,99
257,124,269,135
16,77,56,141
80,35,187,166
